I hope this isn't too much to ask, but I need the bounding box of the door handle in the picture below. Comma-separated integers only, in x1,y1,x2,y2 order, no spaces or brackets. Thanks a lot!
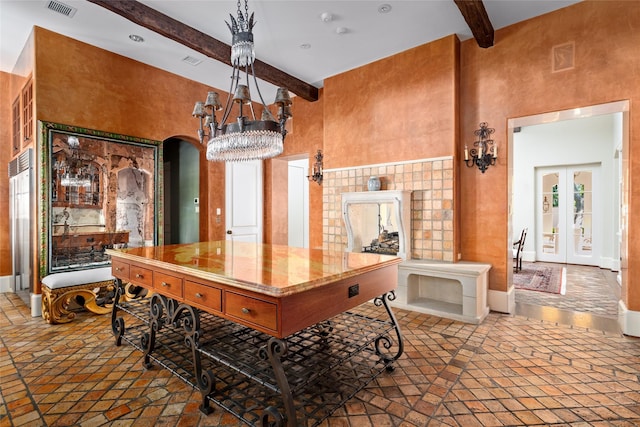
226,230,232,234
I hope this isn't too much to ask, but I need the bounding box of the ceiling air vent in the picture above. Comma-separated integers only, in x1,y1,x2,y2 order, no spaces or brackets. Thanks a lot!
182,56,203,66
46,0,77,18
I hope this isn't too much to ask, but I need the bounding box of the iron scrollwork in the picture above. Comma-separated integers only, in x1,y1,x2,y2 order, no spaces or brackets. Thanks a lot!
259,338,294,427
111,278,126,346
373,291,404,369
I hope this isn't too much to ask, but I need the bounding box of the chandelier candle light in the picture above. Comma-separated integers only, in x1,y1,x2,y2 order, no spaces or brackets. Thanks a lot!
464,122,497,173
192,0,292,162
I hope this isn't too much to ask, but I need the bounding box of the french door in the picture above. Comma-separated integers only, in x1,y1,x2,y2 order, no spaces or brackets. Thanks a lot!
536,164,600,265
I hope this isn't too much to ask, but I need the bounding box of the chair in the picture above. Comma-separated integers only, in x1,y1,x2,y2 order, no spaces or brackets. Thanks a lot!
513,228,527,273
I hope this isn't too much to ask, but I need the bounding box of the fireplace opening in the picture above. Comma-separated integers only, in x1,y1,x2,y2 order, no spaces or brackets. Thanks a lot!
342,190,412,260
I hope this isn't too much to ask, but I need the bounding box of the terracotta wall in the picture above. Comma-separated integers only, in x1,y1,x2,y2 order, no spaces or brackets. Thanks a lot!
0,72,12,276
323,35,459,168
459,1,640,310
264,90,325,248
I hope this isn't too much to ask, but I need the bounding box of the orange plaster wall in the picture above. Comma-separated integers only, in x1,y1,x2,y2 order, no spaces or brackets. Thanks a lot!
459,1,640,310
323,35,459,169
264,90,325,248
34,27,205,143
0,72,12,276
286,92,325,249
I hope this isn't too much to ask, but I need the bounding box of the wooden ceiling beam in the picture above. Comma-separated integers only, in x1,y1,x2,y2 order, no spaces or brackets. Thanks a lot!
87,0,319,102
453,0,494,48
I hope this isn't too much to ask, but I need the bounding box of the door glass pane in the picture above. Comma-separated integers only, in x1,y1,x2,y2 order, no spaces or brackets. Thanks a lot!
541,173,559,254
573,171,592,255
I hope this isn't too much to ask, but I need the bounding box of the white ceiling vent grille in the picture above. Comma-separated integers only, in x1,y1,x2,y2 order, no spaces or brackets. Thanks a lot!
46,0,77,18
182,56,203,66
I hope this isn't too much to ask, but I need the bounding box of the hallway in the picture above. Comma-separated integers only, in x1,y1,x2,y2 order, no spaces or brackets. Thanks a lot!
515,263,621,333
1,283,639,426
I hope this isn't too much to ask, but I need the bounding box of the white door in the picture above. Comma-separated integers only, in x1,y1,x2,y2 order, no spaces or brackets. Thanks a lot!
536,164,600,265
287,159,309,248
225,160,263,243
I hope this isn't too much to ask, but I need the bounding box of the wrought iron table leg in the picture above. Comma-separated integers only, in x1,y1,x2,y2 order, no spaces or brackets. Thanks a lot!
141,294,164,369
170,302,215,415
373,291,404,370
111,278,125,346
260,338,294,427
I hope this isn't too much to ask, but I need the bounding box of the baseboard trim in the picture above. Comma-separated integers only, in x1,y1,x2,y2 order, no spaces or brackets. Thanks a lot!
618,300,640,337
31,293,42,317
488,286,515,314
0,275,11,293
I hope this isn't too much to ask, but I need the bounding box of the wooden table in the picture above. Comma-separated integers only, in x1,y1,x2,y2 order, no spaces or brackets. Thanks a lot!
107,241,403,426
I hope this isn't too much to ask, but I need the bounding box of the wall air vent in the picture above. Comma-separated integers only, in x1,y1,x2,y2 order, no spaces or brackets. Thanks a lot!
9,149,32,178
182,56,203,66
46,0,77,18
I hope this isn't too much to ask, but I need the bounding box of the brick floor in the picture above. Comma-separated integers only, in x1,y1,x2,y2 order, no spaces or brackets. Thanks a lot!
1,265,639,426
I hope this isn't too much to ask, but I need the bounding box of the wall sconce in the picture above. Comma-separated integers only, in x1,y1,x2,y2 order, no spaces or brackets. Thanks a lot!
307,149,323,185
464,122,497,173
543,196,550,213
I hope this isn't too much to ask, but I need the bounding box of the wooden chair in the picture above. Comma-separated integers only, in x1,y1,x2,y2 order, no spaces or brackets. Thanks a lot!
513,228,527,273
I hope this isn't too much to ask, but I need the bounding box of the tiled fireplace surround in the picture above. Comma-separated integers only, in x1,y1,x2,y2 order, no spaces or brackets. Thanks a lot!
322,157,454,262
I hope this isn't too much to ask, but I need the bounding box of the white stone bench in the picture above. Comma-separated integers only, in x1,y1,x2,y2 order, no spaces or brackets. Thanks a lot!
392,260,491,324
41,267,115,324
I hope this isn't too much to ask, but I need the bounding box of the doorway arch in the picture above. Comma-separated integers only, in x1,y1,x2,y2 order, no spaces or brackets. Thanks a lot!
163,137,201,244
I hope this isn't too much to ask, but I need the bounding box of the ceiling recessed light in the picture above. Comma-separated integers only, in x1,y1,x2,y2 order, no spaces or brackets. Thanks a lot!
129,34,145,43
320,12,333,23
336,27,349,35
378,4,392,14
300,43,311,49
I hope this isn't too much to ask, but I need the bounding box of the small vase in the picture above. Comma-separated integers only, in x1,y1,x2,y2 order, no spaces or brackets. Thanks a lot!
367,176,381,191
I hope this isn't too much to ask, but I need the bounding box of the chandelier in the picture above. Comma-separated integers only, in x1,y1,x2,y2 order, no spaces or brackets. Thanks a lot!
192,0,292,162
54,136,94,188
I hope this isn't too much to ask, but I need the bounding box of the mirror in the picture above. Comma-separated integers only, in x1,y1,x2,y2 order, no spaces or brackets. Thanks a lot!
43,123,161,274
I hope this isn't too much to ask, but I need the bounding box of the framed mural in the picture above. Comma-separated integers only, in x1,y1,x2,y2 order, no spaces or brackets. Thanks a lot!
40,122,162,275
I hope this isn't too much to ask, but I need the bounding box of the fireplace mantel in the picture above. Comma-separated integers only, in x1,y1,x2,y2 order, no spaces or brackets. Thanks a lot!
341,190,412,260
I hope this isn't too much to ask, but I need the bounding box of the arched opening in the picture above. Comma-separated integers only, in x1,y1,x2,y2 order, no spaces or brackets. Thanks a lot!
163,138,200,244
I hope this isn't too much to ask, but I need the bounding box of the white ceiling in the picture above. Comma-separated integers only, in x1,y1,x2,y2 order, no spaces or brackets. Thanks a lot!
0,0,579,101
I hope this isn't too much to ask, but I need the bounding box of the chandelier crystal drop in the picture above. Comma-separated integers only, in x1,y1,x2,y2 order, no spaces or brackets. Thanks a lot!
193,0,292,162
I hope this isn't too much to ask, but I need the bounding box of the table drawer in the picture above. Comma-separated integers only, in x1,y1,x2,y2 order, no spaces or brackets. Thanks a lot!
154,272,183,299
129,264,153,288
184,280,222,313
226,292,277,331
112,260,130,279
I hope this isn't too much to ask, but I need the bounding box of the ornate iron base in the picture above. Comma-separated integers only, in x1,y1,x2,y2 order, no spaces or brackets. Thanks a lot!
111,279,403,426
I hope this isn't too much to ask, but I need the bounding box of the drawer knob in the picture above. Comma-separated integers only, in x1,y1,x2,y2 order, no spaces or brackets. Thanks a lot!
161,282,168,287
241,307,250,314
195,292,203,298
115,267,122,272
136,273,143,278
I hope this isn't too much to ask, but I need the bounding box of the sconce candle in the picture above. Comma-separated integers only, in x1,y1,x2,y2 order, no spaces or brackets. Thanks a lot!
464,122,497,173
307,149,323,185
